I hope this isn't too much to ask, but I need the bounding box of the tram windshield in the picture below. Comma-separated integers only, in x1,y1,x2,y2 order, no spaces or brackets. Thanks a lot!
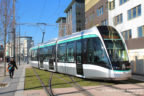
97,26,129,62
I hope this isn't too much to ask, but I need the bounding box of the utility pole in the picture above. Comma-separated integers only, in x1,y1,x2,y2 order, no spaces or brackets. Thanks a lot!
12,0,16,59
42,32,45,43
3,0,8,76
19,23,20,65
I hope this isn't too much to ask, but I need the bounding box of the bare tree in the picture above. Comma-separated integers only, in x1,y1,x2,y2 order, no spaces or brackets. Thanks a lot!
0,0,13,76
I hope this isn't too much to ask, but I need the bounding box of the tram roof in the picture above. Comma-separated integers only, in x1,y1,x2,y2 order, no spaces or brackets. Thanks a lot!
57,26,99,42
30,26,102,50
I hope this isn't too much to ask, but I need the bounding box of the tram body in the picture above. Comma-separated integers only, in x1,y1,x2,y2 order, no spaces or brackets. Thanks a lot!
30,26,131,80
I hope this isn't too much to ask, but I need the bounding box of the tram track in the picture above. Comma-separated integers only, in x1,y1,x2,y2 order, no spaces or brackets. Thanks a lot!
69,76,94,96
33,67,94,96
54,73,94,96
32,68,54,96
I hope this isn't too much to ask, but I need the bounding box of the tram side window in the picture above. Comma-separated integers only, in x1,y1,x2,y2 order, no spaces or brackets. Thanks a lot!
47,46,52,59
31,50,37,61
67,42,75,63
87,38,110,68
76,40,82,63
82,39,87,64
39,48,44,62
39,47,48,62
52,45,56,59
58,43,66,62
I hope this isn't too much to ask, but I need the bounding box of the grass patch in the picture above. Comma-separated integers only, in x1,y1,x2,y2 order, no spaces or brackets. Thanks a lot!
24,68,42,90
25,68,142,90
35,69,72,88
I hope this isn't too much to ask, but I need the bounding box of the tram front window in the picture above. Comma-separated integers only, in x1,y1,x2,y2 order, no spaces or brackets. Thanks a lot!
98,26,130,70
105,39,128,62
87,38,111,69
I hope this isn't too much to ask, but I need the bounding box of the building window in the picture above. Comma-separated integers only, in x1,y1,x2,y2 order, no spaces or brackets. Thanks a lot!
97,6,103,16
128,5,141,20
122,29,132,40
106,2,109,11
138,5,141,16
85,18,88,24
138,26,144,38
114,14,123,25
89,13,94,21
63,26,66,36
101,19,108,25
120,0,128,5
109,0,115,10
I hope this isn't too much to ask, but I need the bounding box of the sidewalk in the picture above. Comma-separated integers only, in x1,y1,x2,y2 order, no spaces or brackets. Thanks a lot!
0,63,26,96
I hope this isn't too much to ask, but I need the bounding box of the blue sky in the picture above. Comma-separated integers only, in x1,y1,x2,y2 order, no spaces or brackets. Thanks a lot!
16,0,71,45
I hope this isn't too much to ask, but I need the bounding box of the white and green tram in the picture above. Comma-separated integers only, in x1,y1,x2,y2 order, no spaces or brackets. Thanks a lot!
30,26,131,80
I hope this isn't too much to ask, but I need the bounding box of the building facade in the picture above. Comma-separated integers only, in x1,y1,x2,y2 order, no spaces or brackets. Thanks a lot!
108,0,144,75
85,0,108,29
19,36,34,62
56,17,67,37
64,0,85,35
6,36,34,63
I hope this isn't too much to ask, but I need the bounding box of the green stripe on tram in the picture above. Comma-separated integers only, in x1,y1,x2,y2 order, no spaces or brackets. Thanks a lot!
31,43,56,50
39,43,56,48
113,70,131,72
58,34,98,44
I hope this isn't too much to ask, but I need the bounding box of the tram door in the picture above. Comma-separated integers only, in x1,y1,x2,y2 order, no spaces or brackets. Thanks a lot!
40,60,44,68
38,48,44,69
49,59,54,70
76,40,83,76
49,46,55,70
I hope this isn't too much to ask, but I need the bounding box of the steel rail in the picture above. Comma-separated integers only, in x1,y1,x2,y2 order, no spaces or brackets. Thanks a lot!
54,74,94,96
33,68,54,96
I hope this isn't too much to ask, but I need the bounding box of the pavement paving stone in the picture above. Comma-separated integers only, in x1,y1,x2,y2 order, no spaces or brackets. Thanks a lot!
113,84,142,90
0,67,4,83
53,87,84,96
128,88,144,96
137,83,144,86
92,86,135,96
24,90,47,96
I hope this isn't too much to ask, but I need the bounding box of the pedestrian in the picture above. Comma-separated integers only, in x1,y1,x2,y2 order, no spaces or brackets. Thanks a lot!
8,57,18,79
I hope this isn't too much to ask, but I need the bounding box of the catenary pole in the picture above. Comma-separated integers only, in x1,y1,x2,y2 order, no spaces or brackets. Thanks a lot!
3,0,8,76
42,32,45,43
19,23,20,65
12,0,16,59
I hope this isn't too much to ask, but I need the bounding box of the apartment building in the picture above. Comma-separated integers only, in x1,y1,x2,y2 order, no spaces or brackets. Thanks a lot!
108,0,144,75
56,17,66,37
56,0,85,37
65,0,85,35
85,0,108,29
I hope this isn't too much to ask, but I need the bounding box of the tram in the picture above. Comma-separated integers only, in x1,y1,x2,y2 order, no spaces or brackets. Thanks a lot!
30,26,131,80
